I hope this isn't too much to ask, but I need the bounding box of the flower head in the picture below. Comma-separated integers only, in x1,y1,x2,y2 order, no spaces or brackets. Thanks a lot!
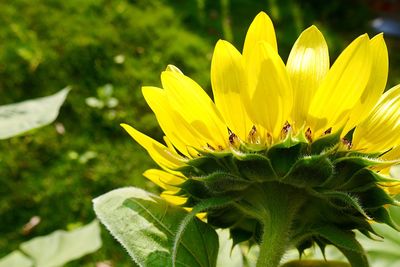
122,11,400,265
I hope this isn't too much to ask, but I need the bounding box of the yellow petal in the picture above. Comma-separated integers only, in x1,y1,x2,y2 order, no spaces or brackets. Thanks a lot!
382,146,400,161
246,41,293,139
143,169,185,192
308,34,372,135
286,25,329,129
120,123,184,169
211,40,252,140
160,191,187,206
343,34,388,135
165,64,183,74
142,86,204,156
163,136,177,153
243,12,277,63
353,84,400,152
161,71,228,148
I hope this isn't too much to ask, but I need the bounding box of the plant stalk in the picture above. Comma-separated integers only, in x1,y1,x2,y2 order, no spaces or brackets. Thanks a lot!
255,183,303,267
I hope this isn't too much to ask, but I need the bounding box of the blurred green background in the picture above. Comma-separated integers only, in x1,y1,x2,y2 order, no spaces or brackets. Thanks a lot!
1,0,400,266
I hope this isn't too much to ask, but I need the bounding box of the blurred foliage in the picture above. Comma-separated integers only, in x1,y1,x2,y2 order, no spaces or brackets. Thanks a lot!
0,0,399,266
0,220,101,267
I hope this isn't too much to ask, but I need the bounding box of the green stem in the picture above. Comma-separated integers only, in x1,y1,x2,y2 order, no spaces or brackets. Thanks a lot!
257,212,293,267
254,183,303,267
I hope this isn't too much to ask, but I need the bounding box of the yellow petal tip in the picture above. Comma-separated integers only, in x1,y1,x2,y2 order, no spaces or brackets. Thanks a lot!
165,64,183,74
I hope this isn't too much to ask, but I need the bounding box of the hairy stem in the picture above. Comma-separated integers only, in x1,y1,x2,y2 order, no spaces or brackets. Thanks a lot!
255,183,303,267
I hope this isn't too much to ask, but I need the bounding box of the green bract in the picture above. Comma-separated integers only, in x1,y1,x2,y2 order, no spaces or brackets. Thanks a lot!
175,130,400,267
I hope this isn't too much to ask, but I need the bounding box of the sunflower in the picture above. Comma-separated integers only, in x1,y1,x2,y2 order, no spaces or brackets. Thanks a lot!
122,12,400,267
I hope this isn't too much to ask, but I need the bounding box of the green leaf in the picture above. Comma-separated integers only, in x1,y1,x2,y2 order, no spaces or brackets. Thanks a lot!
93,187,219,267
19,220,101,267
172,196,234,266
0,87,70,139
0,251,33,267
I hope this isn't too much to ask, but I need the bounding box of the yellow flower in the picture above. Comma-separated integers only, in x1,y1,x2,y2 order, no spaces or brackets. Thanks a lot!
121,11,400,201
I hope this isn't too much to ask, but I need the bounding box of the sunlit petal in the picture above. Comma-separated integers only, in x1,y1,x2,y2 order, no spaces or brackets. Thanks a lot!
142,86,204,156
160,191,187,206
211,40,252,140
120,123,184,169
353,85,400,152
246,41,293,139
308,34,372,136
161,71,228,148
287,25,329,129
243,11,277,63
343,34,388,135
165,64,183,74
143,169,185,192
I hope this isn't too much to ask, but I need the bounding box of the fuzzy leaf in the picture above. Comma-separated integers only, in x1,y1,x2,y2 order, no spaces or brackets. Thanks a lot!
93,187,219,267
19,220,101,267
0,87,70,139
0,251,33,267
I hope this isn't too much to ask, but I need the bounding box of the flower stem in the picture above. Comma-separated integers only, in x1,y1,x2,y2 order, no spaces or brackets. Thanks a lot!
255,183,303,267
257,211,294,267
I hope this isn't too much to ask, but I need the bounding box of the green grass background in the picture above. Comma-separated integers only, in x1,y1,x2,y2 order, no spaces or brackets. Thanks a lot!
1,0,399,265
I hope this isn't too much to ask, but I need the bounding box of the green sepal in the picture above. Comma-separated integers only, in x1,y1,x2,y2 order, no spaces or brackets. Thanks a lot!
232,153,278,182
192,171,252,193
337,246,369,267
282,155,333,188
334,156,394,168
179,155,226,176
313,225,369,267
296,239,313,257
338,169,383,192
369,207,400,231
274,128,306,149
315,190,370,219
268,143,306,177
229,221,260,246
313,225,360,254
322,158,370,188
310,130,341,155
281,260,350,267
178,179,212,202
357,187,395,208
